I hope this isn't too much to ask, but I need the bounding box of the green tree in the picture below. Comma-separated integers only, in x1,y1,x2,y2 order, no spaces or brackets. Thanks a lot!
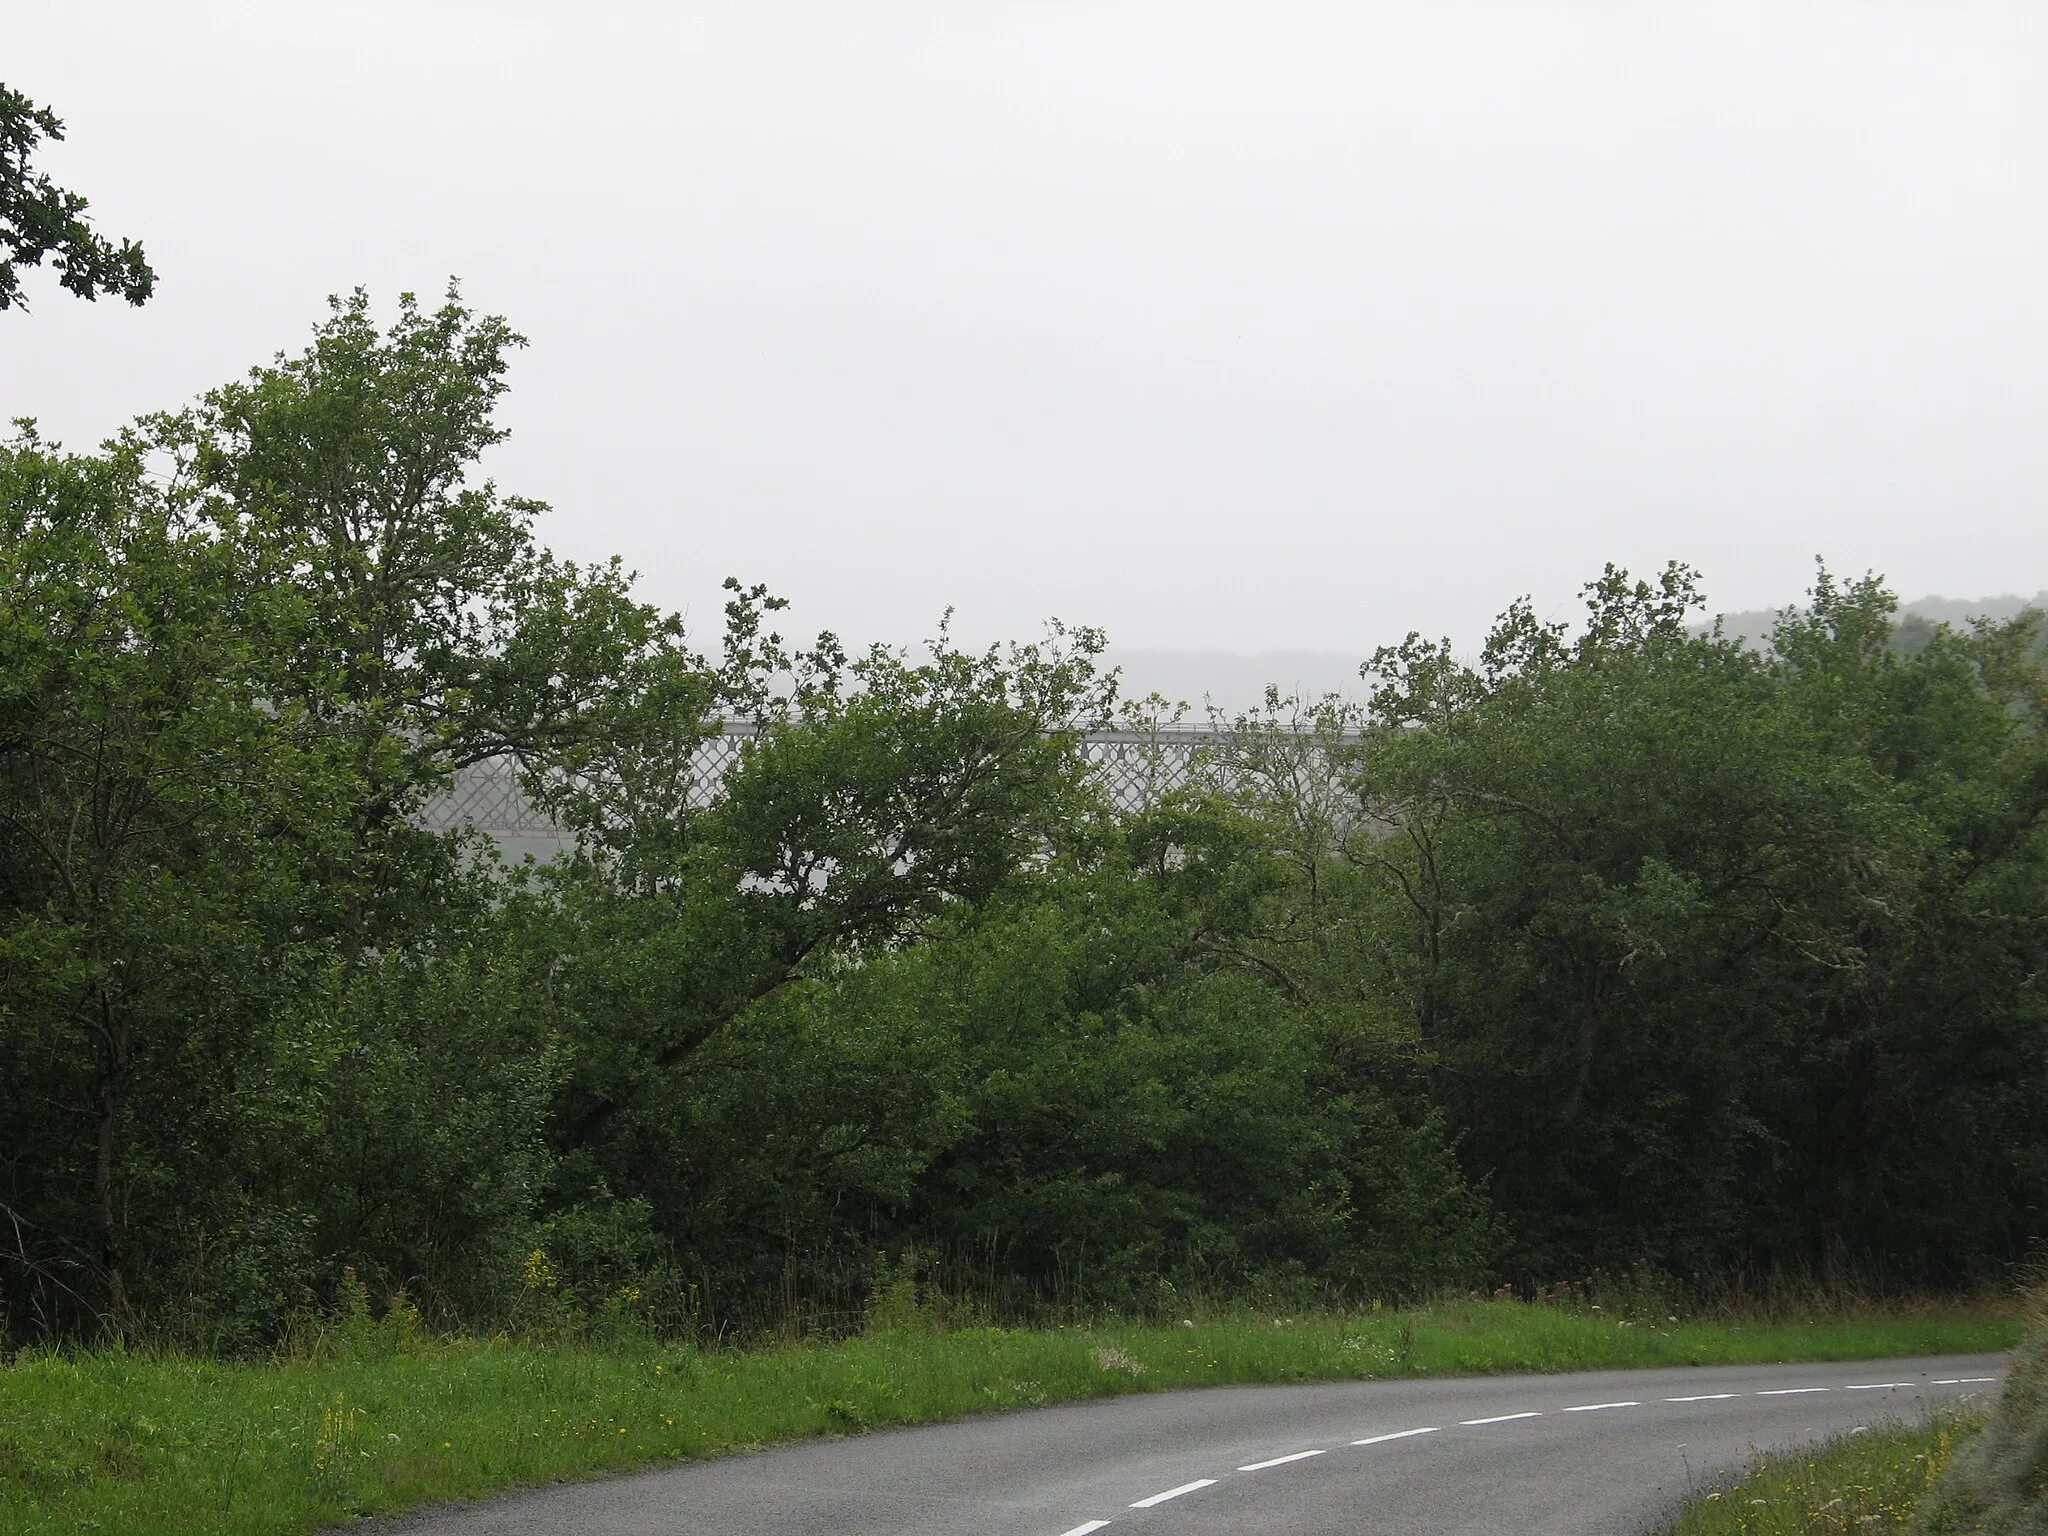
536,624,1121,1288
1350,564,2048,1284
1759,573,2048,1277
146,284,705,955
1,287,696,1340
0,430,338,1336
139,286,707,1325
898,792,1488,1312
0,84,153,311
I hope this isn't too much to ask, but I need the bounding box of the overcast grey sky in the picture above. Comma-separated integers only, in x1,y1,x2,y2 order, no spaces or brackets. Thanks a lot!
5,2,2044,662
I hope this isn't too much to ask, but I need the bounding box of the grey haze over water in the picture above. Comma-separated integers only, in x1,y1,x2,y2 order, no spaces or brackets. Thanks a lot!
5,3,2044,659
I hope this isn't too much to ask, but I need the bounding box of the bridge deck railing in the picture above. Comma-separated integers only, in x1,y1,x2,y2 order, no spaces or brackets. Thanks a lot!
420,721,1366,839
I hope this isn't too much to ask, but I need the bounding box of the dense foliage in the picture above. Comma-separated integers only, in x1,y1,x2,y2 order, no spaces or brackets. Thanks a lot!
1358,570,2048,1285
3,292,2043,1346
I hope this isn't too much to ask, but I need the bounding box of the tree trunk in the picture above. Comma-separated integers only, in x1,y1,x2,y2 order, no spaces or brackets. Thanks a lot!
94,992,132,1337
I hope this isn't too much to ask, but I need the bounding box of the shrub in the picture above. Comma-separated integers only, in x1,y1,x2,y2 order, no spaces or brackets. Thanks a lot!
1921,1284,2048,1533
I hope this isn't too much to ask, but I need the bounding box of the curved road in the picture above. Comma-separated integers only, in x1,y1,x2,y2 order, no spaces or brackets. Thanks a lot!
379,1353,2005,1536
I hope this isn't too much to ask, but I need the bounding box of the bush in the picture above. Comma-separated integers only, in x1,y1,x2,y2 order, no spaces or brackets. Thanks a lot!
1920,1284,2048,1533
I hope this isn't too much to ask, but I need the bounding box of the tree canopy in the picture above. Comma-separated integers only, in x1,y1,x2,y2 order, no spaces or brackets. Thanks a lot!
3,291,2043,1346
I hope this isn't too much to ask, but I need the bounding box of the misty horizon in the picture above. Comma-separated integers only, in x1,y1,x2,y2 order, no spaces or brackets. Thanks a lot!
6,2,2044,659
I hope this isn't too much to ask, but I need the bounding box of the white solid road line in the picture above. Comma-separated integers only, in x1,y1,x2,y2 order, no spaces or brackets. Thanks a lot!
1130,1479,1218,1509
1239,1449,1329,1471
1056,1523,1112,1536
1563,1401,1640,1412
1757,1388,1830,1396
1664,1393,1743,1402
1352,1426,1441,1446
1460,1412,1543,1425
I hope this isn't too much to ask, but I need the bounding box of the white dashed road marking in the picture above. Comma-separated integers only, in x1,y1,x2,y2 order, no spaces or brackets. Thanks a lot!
1130,1479,1217,1508
1353,1427,1442,1446
1239,1449,1328,1471
1045,1369,1998,1534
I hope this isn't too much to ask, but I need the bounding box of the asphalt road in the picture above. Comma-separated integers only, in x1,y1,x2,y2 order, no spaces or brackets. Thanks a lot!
379,1353,2006,1536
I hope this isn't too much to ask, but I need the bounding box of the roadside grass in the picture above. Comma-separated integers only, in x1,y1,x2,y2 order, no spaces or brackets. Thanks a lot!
0,1300,2020,1536
1667,1411,1984,1534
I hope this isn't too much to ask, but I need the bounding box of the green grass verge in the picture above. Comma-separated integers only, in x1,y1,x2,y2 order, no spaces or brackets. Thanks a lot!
1666,1411,1984,1534
1,1302,2019,1536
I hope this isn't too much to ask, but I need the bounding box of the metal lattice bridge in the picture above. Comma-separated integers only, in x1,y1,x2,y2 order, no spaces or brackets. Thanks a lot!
419,722,1352,843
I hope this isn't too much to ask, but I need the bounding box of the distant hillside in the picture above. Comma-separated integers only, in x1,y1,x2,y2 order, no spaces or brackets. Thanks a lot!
1711,591,2048,649
1112,592,2048,715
